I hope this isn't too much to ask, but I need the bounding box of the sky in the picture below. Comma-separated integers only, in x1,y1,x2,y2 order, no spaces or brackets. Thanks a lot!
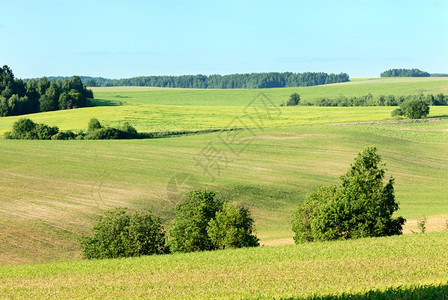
1,0,447,79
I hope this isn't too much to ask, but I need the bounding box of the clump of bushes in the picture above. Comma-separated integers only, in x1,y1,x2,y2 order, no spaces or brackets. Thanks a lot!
4,118,141,140
168,190,259,253
80,208,166,259
391,99,430,119
292,147,405,243
4,118,59,140
81,190,259,259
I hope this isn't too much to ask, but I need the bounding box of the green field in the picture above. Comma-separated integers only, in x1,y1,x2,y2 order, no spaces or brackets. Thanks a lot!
1,77,448,297
1,232,447,299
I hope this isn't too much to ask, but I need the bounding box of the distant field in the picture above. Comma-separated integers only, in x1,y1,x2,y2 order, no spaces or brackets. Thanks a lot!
1,232,447,299
91,77,448,106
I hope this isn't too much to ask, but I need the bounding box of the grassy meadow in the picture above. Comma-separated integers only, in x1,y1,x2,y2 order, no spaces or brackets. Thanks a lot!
1,77,448,297
1,232,447,299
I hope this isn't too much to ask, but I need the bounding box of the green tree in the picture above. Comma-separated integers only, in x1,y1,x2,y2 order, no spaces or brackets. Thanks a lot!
207,201,259,249
80,208,166,259
400,99,430,119
39,82,60,112
292,147,405,243
286,93,301,106
88,118,103,132
168,190,223,253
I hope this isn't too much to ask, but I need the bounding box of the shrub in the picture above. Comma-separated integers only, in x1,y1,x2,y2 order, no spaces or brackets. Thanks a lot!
51,130,77,140
87,118,103,132
292,147,405,243
400,99,430,119
286,93,300,106
80,208,166,259
391,108,403,117
6,118,59,140
168,190,223,253
207,201,259,249
417,217,427,234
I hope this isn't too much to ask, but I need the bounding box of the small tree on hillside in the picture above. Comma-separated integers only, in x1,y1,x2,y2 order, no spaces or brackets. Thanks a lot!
292,147,405,243
88,118,103,132
207,201,259,249
286,93,301,106
168,190,223,253
399,99,430,119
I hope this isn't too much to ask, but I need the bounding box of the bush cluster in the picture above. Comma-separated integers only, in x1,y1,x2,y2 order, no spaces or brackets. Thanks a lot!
391,99,430,119
80,190,259,259
4,118,141,140
168,190,259,253
292,147,405,243
80,208,166,259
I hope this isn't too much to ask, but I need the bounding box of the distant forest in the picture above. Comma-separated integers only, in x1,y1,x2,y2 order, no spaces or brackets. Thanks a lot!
380,69,430,77
0,65,93,117
37,72,350,89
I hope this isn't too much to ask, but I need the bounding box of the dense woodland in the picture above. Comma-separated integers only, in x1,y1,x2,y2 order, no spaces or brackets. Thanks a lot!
380,68,430,77
41,72,350,89
0,65,93,117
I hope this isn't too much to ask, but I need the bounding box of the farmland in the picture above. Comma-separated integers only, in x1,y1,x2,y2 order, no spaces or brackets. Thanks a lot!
1,77,448,297
1,232,448,298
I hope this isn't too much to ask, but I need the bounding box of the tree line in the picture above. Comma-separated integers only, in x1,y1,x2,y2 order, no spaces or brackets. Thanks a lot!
380,68,430,77
301,93,447,107
0,65,93,117
59,72,349,89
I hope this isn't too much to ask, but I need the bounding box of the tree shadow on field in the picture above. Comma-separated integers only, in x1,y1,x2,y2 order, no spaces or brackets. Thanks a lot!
283,284,448,300
87,98,123,106
428,114,448,119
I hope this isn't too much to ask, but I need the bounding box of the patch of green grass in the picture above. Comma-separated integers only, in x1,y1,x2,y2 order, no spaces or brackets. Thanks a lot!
1,232,447,299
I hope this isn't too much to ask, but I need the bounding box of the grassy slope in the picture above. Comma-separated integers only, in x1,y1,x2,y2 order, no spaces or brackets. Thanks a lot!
1,120,447,265
1,232,447,299
0,77,447,266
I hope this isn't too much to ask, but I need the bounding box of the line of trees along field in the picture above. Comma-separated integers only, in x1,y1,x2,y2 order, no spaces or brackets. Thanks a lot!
380,68,430,77
0,65,93,117
43,72,350,88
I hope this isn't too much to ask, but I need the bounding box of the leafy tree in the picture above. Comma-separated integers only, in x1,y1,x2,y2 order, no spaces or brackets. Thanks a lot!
80,208,166,259
207,201,259,249
88,118,103,132
168,190,223,253
292,147,405,243
400,99,430,119
286,93,301,106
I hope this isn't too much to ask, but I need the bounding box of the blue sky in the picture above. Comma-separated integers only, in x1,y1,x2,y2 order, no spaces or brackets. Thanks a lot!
1,0,447,78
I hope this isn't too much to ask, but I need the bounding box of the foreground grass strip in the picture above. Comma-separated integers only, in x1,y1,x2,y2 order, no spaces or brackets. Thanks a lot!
1,232,447,299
